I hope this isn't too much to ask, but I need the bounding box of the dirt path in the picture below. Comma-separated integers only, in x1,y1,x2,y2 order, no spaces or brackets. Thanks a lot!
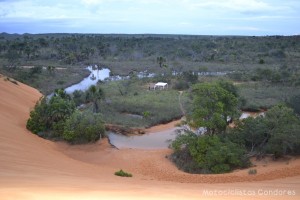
0,75,299,200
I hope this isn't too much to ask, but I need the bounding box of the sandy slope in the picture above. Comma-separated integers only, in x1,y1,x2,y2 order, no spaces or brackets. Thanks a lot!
0,75,299,200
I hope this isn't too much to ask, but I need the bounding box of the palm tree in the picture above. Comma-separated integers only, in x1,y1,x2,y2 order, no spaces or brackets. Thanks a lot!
54,89,70,100
156,56,166,68
88,85,104,113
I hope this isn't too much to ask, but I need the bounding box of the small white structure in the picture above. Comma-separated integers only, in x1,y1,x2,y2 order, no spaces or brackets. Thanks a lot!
154,82,168,90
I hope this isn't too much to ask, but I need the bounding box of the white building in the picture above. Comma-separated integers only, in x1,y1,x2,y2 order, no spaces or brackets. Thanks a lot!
154,82,168,90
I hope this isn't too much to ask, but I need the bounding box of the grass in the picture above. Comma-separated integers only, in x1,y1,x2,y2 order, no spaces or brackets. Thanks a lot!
237,82,300,111
95,78,188,128
0,65,89,95
114,169,132,177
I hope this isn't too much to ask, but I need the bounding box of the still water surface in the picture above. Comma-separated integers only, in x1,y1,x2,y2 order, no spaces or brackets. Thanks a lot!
65,66,110,94
107,128,179,149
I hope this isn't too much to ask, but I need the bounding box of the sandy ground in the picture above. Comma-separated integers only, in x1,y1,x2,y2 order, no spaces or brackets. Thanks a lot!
0,74,299,200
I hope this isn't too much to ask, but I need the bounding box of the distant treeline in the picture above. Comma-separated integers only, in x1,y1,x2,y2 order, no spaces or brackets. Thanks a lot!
0,33,299,68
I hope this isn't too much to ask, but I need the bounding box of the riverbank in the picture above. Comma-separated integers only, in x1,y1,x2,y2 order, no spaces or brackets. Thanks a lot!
0,75,299,200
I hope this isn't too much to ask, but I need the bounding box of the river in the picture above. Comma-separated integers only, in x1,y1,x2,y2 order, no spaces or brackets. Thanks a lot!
64,66,110,94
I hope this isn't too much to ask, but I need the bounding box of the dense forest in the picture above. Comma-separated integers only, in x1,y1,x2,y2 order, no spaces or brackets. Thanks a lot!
1,33,300,93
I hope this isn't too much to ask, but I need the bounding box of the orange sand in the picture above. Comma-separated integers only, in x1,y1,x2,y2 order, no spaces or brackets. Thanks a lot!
0,75,299,200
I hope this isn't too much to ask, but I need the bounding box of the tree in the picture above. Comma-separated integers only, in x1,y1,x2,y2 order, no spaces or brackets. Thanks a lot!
5,49,20,65
46,66,55,75
264,104,300,157
86,85,104,113
229,117,268,156
24,45,32,59
190,82,238,135
26,95,75,136
228,104,300,158
156,56,167,68
288,94,300,115
54,88,71,100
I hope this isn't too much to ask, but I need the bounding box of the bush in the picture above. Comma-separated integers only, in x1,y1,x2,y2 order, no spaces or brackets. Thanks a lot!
288,94,300,115
114,169,132,177
171,133,249,174
63,111,105,144
259,59,265,64
26,98,48,134
173,80,189,90
228,104,300,158
248,169,257,175
27,96,76,135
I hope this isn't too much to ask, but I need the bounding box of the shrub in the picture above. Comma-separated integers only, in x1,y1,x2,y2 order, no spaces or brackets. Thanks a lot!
259,59,265,64
173,80,189,90
26,99,48,134
171,133,249,174
114,169,133,177
288,94,300,115
248,169,257,175
228,104,300,158
63,111,105,144
27,95,75,137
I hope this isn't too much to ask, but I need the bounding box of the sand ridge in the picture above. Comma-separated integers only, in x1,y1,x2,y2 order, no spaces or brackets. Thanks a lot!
0,75,299,199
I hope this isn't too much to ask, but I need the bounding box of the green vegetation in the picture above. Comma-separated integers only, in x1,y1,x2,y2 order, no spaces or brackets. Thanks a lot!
114,169,133,177
63,111,105,144
26,89,105,143
171,133,249,174
171,81,248,174
171,80,300,174
190,81,238,135
73,78,188,128
26,90,75,136
248,169,257,175
86,85,105,113
238,83,300,111
172,104,300,174
1,33,300,95
0,65,89,94
288,94,300,116
228,105,300,158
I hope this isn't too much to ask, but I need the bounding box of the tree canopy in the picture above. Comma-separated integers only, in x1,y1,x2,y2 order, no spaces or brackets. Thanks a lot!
190,81,238,135
26,92,105,144
228,104,300,158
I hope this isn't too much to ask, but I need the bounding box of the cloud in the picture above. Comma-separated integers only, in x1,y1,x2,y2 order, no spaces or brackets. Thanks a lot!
0,0,299,35
81,0,104,6
225,25,263,31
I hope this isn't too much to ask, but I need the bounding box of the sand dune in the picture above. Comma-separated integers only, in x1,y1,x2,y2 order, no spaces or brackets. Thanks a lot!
0,75,299,200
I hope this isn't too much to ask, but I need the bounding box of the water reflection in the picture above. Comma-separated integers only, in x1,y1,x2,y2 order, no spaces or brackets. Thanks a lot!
107,127,179,149
65,66,110,94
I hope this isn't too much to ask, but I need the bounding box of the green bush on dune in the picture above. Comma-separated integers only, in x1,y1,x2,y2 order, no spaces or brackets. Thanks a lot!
63,111,105,144
26,89,105,144
114,169,133,177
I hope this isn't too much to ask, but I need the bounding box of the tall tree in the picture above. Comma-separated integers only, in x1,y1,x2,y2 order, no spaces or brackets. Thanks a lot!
190,82,238,135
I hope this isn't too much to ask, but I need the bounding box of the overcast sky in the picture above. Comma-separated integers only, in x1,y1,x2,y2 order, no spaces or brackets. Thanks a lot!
0,0,299,35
